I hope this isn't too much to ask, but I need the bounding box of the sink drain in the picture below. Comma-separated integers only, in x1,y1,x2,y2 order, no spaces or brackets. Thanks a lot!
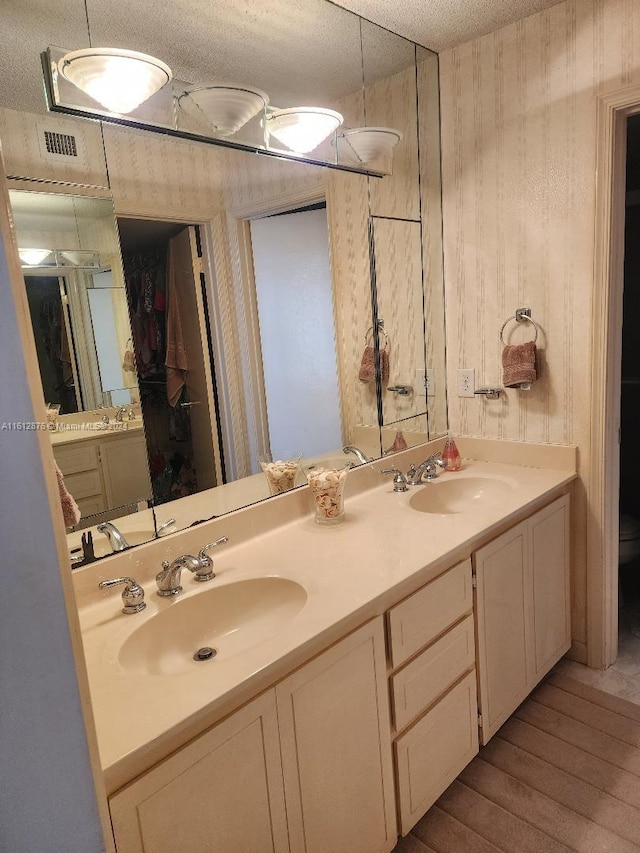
193,647,217,662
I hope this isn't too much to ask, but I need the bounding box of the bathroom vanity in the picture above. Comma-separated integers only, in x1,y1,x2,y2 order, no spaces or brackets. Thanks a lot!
51,406,151,519
73,439,575,852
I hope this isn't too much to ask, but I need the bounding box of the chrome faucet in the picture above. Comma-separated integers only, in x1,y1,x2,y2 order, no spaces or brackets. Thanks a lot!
156,536,228,596
406,452,446,485
97,522,131,552
114,405,127,422
343,445,372,465
381,468,409,492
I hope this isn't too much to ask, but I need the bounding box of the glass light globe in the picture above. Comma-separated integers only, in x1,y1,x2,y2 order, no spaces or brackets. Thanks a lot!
265,107,343,154
18,248,53,266
58,48,172,115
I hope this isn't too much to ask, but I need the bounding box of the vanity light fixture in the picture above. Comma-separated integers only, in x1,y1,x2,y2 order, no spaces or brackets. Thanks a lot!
178,83,269,137
18,248,53,266
18,248,101,269
57,48,172,115
335,127,403,165
264,106,343,154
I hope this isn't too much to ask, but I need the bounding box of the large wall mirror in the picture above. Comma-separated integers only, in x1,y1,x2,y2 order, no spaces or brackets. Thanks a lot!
0,0,448,564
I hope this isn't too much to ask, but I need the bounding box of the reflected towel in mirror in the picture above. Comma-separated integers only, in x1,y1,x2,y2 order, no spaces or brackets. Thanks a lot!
165,239,188,406
358,346,390,384
55,461,81,528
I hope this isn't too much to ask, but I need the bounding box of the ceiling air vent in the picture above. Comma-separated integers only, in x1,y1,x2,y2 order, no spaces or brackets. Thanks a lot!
43,130,77,157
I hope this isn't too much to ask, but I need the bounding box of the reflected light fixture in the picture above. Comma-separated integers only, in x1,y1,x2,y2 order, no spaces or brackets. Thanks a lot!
265,107,343,154
178,83,269,137
57,48,172,115
18,248,53,266
335,127,402,165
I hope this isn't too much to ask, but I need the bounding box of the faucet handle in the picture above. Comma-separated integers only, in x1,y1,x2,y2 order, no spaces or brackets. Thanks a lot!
381,468,409,492
156,518,176,537
195,536,229,582
98,576,146,614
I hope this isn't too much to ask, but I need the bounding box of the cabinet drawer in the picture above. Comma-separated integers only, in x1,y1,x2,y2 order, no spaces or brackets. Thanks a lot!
54,443,99,475
388,559,473,667
64,469,102,500
395,670,479,835
391,614,475,732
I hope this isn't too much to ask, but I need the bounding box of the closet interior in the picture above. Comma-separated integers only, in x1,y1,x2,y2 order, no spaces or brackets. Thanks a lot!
118,217,200,506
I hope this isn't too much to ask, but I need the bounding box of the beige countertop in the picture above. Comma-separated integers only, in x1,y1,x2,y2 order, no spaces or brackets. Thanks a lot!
73,439,577,794
50,419,145,446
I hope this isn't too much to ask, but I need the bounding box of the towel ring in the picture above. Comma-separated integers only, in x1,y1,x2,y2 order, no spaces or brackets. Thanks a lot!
500,309,539,346
364,325,389,349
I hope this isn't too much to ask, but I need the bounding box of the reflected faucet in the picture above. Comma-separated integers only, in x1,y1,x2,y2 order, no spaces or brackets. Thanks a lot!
97,522,131,552
343,445,372,465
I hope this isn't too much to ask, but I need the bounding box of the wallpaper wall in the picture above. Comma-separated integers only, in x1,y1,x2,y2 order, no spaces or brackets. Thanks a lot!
439,0,640,657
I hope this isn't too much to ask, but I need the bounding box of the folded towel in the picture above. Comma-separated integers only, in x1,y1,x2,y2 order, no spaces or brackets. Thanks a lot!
502,341,537,388
358,346,390,384
55,461,81,528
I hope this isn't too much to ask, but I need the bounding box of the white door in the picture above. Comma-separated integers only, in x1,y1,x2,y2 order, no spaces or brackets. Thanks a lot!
250,206,342,460
170,227,222,490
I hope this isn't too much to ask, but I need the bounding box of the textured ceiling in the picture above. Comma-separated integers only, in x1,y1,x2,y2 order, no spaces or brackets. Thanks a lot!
0,0,563,118
330,0,564,52
0,0,416,116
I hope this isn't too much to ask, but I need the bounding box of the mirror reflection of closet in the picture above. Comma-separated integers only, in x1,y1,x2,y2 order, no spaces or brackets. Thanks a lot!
117,217,222,505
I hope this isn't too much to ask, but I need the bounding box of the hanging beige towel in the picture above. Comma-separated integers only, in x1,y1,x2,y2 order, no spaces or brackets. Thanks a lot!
502,341,537,388
165,240,188,407
55,461,81,528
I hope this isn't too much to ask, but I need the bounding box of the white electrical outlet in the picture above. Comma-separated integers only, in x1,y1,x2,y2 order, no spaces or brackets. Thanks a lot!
457,368,475,397
425,368,435,396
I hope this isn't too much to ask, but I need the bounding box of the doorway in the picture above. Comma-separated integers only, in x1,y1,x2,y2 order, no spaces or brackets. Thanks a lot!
248,203,342,461
616,114,640,664
117,217,222,505
24,273,81,413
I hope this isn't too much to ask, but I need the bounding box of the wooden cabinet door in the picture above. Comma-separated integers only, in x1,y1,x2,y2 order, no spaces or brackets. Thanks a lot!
474,496,571,745
109,690,289,853
276,618,396,853
529,495,571,680
100,434,151,507
474,520,531,744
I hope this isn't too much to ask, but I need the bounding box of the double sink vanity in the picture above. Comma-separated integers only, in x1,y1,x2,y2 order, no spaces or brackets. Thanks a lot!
72,437,576,853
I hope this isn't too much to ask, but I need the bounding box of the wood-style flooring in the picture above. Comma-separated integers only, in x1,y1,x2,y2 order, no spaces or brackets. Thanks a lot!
393,672,640,852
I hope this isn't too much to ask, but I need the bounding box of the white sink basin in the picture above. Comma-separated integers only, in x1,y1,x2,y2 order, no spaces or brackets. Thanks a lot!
409,476,514,515
118,577,307,675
